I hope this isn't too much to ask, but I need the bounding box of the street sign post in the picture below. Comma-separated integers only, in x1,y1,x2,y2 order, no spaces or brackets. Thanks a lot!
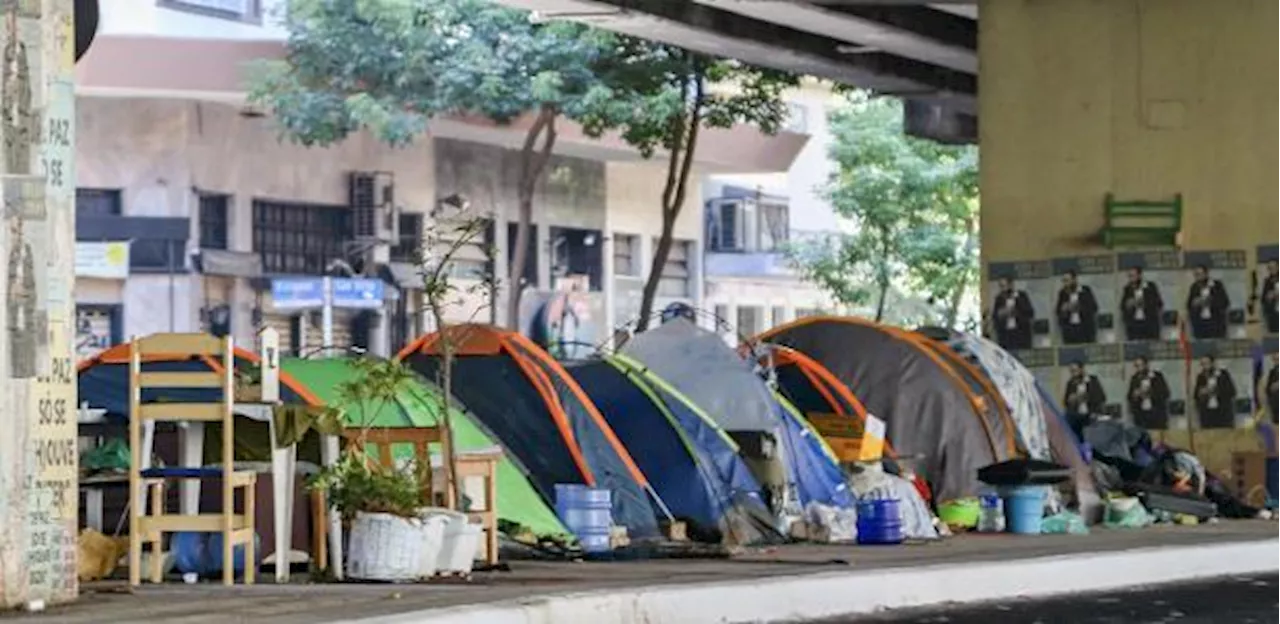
270,276,386,355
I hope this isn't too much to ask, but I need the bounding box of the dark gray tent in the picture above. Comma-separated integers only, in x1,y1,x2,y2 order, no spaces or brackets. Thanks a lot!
757,317,1021,503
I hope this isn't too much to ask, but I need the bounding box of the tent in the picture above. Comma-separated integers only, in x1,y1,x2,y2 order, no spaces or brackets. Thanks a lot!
397,325,663,539
916,328,1102,516
77,347,568,536
566,354,781,545
282,358,567,536
621,319,854,512
754,316,1022,503
761,344,899,462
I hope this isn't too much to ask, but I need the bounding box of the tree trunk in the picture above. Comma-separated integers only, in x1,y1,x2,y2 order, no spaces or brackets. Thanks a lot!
635,68,704,333
505,106,558,329
943,214,977,329
432,309,459,510
874,280,890,323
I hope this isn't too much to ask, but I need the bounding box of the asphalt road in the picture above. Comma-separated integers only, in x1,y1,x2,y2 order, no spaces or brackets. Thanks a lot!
842,573,1279,623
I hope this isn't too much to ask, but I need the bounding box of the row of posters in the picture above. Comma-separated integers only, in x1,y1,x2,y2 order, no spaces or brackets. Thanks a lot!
987,245,1279,351
986,245,1279,431
1015,339,1276,431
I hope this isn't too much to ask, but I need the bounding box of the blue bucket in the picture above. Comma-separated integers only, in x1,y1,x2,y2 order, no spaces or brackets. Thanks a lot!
856,498,904,545
555,484,613,553
1002,485,1048,535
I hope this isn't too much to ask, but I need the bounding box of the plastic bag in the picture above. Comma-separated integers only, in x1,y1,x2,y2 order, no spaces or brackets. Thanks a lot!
803,502,857,543
1041,511,1089,535
1104,496,1152,529
81,438,130,474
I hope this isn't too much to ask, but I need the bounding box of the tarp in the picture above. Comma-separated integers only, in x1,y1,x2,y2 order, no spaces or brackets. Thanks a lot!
756,317,1021,503
568,356,781,546
397,325,662,539
624,320,853,511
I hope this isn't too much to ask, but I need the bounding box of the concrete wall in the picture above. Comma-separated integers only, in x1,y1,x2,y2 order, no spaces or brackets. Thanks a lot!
0,0,79,609
979,0,1278,476
100,0,287,40
980,0,1277,259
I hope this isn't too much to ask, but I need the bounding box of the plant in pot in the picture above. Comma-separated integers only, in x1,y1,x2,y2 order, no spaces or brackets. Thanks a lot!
308,356,440,582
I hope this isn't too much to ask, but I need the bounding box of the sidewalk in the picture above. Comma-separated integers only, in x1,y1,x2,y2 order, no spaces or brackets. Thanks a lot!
11,521,1277,624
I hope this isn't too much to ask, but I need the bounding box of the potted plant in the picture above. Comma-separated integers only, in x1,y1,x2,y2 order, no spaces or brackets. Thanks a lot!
308,357,445,581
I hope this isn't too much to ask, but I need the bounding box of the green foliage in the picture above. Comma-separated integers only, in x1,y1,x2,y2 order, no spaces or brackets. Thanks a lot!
247,0,625,148
310,355,428,519
790,93,979,326
309,451,428,520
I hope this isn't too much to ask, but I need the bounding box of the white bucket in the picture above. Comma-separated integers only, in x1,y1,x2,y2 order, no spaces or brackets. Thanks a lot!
423,509,480,576
414,510,450,578
346,512,425,582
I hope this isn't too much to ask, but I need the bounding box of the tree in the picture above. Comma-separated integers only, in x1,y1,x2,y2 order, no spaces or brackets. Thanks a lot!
248,0,620,328
582,46,796,332
790,93,979,327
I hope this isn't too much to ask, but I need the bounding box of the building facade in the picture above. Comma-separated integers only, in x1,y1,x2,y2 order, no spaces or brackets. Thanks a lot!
702,80,846,341
72,0,805,360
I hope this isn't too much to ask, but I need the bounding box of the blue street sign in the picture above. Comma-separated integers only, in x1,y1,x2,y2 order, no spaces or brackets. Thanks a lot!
331,277,385,309
271,278,325,310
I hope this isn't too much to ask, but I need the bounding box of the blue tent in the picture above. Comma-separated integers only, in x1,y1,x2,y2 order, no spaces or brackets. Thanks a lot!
621,320,854,513
568,355,782,546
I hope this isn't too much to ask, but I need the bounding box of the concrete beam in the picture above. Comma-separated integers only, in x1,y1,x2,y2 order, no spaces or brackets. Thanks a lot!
504,0,975,112
697,1,976,73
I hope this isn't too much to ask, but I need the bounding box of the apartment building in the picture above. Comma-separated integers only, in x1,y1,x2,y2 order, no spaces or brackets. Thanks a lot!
71,0,805,359
702,80,847,340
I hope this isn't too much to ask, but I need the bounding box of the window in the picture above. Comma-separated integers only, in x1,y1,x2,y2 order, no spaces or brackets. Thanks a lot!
390,212,423,263
783,102,808,134
655,238,692,298
506,223,538,288
736,306,763,337
550,227,603,291
157,0,261,23
252,199,352,275
199,193,229,250
437,219,493,280
770,306,788,328
613,233,640,277
707,198,789,253
76,188,122,217
129,239,186,272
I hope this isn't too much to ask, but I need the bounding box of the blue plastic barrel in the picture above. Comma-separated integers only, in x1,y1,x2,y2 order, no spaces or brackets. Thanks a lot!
1002,485,1048,534
856,498,904,545
555,484,613,553
207,531,261,574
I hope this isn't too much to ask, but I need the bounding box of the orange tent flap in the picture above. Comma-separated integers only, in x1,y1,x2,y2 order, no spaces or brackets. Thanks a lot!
399,324,506,358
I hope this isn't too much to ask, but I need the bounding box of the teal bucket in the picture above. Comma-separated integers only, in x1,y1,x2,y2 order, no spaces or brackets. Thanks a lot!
1002,485,1047,535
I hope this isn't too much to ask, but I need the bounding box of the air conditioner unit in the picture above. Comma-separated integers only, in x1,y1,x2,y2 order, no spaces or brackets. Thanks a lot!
349,171,399,243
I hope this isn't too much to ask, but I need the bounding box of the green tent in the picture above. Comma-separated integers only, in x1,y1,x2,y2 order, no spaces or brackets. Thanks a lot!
281,358,567,537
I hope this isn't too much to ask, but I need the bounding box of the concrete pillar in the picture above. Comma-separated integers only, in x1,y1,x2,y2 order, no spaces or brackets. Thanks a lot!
0,0,80,608
979,0,1277,264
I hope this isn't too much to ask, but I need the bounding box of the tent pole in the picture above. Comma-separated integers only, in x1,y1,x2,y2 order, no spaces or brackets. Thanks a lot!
646,484,675,523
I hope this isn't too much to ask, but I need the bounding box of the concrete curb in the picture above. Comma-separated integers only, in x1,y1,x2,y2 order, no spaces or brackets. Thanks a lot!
349,538,1279,624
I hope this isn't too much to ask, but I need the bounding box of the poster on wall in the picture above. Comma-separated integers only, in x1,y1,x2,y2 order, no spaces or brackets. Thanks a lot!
1117,251,1182,343
1183,250,1248,341
1189,339,1253,430
987,260,1054,351
1050,255,1117,346
1254,244,1278,336
1057,344,1123,432
1259,336,1278,425
74,305,119,360
1122,341,1187,431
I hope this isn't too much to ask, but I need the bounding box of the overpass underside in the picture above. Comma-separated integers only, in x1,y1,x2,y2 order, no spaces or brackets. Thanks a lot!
498,0,980,143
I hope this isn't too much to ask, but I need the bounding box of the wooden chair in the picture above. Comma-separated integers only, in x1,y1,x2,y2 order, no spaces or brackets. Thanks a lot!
454,450,501,566
128,333,257,586
341,427,444,505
